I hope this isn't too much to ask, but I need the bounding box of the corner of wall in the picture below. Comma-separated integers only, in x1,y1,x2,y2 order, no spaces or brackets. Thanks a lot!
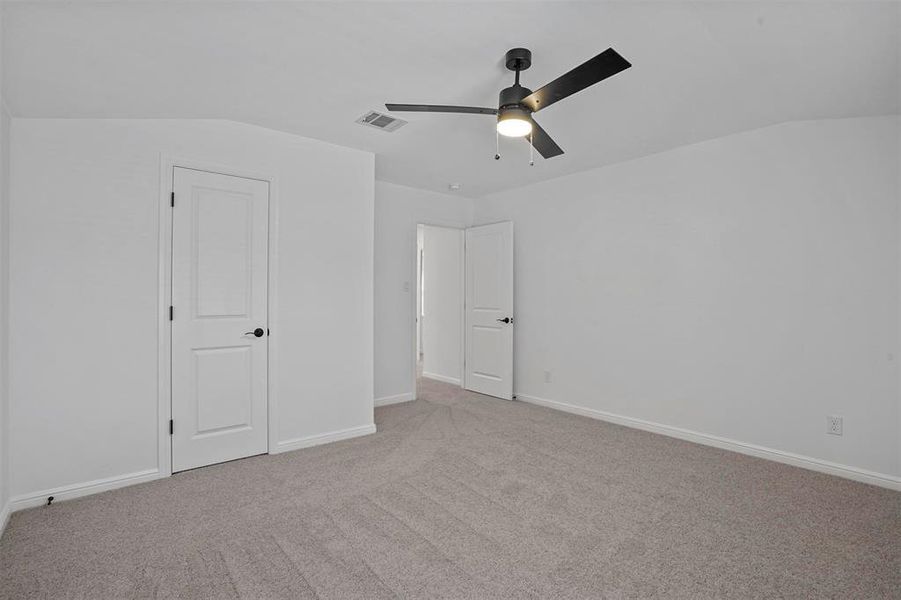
0,2,11,535
896,116,901,479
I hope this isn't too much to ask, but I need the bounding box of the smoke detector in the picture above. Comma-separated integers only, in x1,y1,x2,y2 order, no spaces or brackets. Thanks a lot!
356,110,407,132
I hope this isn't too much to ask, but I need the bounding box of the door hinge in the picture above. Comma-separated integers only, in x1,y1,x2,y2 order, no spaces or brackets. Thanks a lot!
169,419,174,435
170,192,175,207
169,306,174,321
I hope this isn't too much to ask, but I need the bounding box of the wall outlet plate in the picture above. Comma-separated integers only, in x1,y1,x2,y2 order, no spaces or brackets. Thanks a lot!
826,415,843,436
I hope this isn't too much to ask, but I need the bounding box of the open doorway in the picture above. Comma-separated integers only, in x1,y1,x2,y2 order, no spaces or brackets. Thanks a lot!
415,224,464,396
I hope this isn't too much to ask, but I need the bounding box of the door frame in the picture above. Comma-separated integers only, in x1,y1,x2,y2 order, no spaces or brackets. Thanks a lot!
411,223,465,398
157,154,280,477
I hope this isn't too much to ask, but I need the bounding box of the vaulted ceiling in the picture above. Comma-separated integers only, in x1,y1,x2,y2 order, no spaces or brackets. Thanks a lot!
4,1,899,197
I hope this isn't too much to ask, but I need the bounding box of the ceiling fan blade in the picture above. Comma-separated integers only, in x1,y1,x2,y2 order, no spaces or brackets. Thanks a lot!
521,48,631,113
527,119,564,159
385,104,497,115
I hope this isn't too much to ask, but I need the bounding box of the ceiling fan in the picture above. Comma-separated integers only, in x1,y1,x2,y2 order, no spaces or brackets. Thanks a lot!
386,47,631,160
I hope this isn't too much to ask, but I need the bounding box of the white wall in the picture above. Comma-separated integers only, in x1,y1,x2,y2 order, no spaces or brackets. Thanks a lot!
0,103,9,526
374,181,472,403
420,225,463,384
5,113,896,507
0,6,10,527
474,116,901,480
9,119,374,500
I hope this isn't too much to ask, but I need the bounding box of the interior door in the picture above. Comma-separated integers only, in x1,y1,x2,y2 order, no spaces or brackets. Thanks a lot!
171,167,269,472
464,221,514,399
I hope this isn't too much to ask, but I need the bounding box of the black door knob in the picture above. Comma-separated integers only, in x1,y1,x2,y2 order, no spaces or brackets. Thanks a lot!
245,328,265,337
496,317,511,324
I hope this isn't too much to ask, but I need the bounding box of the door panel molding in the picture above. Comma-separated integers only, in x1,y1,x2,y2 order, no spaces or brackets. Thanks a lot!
158,155,280,479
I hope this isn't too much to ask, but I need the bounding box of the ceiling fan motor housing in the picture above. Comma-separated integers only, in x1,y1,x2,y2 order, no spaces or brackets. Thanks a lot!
498,85,532,109
498,84,534,126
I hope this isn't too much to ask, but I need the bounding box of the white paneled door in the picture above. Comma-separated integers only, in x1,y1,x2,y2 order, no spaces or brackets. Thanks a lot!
464,222,514,399
171,168,270,472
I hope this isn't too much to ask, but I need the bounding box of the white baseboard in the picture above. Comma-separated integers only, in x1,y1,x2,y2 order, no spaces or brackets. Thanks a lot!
375,392,415,407
4,424,377,517
9,468,164,513
0,500,10,538
275,423,377,454
516,393,901,491
421,372,461,385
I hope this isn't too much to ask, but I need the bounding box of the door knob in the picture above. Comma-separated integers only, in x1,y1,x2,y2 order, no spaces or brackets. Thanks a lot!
496,317,513,324
245,328,265,337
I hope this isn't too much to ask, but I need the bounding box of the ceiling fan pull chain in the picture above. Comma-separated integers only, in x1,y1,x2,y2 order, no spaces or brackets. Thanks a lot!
495,129,500,160
529,132,534,166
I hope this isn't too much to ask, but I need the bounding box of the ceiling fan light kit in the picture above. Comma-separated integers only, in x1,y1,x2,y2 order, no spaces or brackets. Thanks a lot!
386,46,631,162
496,107,533,138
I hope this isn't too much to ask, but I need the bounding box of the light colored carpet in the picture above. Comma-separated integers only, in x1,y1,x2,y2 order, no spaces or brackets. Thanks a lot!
2,378,899,599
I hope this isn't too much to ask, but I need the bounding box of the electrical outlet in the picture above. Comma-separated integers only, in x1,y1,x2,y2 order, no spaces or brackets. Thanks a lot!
544,370,552,383
826,415,843,436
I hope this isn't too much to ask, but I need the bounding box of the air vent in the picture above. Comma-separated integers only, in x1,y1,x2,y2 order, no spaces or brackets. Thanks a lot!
356,110,407,132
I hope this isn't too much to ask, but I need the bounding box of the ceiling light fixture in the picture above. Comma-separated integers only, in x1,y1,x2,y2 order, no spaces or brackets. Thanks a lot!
496,107,533,138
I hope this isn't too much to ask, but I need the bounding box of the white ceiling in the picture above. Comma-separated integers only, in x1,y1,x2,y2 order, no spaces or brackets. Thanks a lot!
3,1,899,197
